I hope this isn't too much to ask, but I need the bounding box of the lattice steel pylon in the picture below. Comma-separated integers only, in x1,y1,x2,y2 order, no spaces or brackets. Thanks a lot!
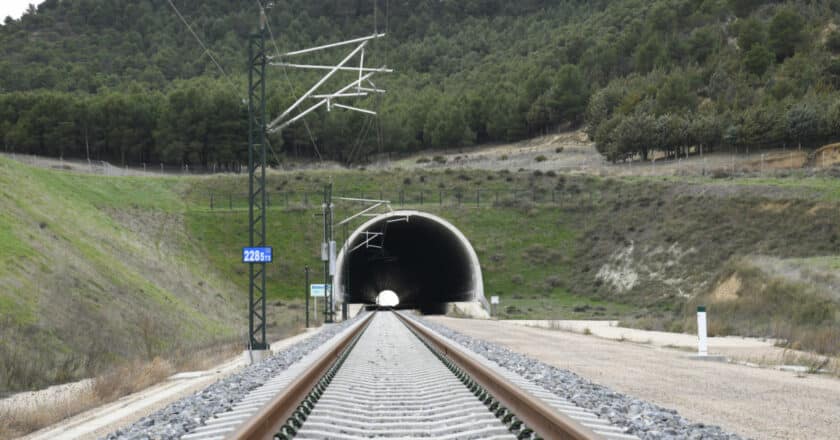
247,19,268,351
244,5,390,328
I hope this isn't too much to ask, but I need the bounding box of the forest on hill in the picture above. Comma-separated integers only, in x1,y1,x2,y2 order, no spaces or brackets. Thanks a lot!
1,0,840,167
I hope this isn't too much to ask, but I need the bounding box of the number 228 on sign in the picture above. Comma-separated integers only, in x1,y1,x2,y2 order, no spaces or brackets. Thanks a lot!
242,247,273,263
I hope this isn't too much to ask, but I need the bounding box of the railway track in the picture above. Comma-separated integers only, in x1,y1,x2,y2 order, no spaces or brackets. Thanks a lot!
183,312,637,440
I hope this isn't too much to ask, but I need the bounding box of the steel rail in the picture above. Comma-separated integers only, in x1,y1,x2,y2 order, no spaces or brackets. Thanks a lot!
226,312,375,440
395,312,601,440
226,310,599,440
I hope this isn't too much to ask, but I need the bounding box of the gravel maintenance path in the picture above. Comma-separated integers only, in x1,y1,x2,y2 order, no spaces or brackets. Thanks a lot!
429,317,840,440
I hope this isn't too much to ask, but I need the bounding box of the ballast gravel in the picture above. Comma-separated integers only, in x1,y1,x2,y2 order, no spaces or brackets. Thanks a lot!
105,312,743,440
417,317,745,440
102,316,360,440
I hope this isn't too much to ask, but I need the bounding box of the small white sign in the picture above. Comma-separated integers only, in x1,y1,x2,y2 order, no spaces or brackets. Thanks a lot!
310,284,331,298
490,296,499,305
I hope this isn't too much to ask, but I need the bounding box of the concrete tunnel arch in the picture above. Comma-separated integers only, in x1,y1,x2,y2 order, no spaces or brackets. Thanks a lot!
334,210,486,314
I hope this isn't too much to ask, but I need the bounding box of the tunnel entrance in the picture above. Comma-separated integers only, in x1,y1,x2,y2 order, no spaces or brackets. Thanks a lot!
335,211,485,314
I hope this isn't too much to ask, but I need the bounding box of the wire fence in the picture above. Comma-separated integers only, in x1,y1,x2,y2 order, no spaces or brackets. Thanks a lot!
207,188,608,210
0,152,242,176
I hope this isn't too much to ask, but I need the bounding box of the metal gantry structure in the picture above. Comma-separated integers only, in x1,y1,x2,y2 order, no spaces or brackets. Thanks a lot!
332,195,400,319
246,18,269,351
246,9,391,335
265,33,392,134
321,184,334,322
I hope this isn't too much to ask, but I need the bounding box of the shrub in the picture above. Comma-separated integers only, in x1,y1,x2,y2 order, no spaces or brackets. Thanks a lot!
403,177,412,185
544,275,562,288
522,244,562,265
744,43,774,75
433,155,447,164
827,30,840,53
416,157,430,164
535,155,548,162
555,147,564,153
711,169,731,179
768,9,805,61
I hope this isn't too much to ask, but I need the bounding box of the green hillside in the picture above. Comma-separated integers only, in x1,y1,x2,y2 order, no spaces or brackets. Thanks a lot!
2,157,840,392
0,157,244,392
136,164,840,359
2,0,840,166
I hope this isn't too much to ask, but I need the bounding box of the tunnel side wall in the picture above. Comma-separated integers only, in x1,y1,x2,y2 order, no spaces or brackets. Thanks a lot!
334,210,486,311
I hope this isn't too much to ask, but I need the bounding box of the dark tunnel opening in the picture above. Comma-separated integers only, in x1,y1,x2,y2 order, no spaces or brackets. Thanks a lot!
337,212,481,314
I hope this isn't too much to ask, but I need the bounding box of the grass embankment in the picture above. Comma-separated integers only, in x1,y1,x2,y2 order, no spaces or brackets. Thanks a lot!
3,159,840,428
0,157,246,396
586,174,840,354
187,166,840,358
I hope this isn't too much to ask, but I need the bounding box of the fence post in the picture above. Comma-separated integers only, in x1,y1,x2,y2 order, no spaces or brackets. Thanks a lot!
210,192,214,210
305,266,310,328
457,192,462,207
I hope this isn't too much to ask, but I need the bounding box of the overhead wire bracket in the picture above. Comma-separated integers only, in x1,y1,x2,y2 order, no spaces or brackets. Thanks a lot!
265,33,391,134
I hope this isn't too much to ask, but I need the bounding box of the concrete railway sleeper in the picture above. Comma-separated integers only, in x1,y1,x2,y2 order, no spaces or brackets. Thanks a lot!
189,311,635,440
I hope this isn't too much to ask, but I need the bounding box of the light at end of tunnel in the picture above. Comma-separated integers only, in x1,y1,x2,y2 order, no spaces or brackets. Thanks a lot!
376,290,400,307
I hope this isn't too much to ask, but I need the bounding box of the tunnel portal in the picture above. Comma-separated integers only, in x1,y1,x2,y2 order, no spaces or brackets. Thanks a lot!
334,211,485,314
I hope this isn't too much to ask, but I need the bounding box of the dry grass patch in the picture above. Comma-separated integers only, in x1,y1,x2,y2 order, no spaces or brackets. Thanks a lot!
0,338,247,438
93,357,174,401
0,384,99,438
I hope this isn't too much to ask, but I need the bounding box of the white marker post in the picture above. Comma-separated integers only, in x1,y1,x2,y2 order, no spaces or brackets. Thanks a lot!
697,306,708,357
490,296,500,317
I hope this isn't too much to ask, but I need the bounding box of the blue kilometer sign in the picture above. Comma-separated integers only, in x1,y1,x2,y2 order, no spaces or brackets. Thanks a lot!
242,247,273,263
